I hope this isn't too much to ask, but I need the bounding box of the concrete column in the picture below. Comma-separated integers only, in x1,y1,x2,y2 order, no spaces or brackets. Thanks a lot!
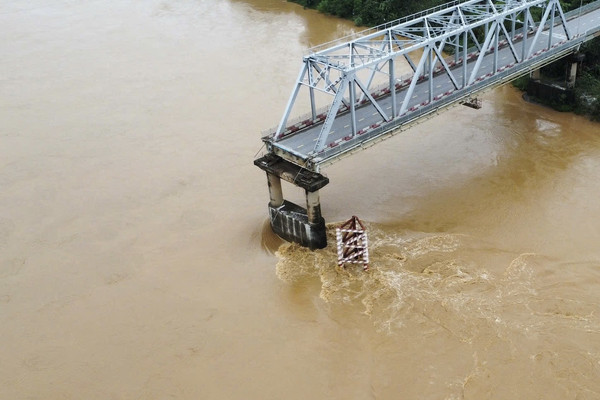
531,68,541,81
267,173,283,207
305,189,322,225
567,62,578,89
255,154,329,250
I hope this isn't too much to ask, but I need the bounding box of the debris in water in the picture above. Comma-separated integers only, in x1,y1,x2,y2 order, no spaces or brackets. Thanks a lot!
461,96,482,109
336,216,369,271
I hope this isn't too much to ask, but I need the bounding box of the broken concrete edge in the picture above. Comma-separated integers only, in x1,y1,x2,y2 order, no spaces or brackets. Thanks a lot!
254,153,329,192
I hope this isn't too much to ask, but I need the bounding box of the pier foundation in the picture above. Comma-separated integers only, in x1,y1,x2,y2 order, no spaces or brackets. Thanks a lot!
255,154,329,249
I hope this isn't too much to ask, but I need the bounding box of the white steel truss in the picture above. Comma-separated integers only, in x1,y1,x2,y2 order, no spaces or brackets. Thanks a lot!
272,0,571,154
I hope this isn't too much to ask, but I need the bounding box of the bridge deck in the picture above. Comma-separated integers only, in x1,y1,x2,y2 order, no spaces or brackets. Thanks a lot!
265,6,600,170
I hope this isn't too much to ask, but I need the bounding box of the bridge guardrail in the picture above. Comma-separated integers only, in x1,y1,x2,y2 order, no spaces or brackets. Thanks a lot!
304,0,600,57
311,36,589,164
565,0,600,20
262,32,525,138
304,0,600,56
263,1,600,138
304,0,465,56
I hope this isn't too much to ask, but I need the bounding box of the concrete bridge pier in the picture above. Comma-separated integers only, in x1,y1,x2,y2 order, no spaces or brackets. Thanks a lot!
567,53,585,89
255,154,329,250
306,189,322,225
267,172,284,207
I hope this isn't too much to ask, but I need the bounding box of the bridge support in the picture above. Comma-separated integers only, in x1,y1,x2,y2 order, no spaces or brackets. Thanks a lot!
267,173,284,207
567,53,585,89
255,154,329,250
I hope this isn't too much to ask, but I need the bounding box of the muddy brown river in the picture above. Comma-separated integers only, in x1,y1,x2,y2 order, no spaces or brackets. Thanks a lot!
2,1,600,399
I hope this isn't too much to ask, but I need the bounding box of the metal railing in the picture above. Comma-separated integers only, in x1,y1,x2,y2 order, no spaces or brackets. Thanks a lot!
305,0,465,55
304,0,600,56
312,37,588,165
565,0,600,19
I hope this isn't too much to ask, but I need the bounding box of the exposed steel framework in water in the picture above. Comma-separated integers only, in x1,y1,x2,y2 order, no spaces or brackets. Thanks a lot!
336,216,369,271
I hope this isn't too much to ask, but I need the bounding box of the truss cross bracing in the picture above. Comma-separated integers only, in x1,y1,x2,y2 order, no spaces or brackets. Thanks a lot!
336,216,369,271
262,0,600,170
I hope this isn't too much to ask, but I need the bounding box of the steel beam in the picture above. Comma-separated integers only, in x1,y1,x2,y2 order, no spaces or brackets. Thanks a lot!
273,0,575,148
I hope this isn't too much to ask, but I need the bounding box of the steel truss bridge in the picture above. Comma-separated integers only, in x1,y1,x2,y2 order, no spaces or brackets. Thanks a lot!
261,0,600,171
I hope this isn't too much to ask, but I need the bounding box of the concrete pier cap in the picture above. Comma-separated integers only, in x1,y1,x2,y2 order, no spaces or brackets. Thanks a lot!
254,153,329,249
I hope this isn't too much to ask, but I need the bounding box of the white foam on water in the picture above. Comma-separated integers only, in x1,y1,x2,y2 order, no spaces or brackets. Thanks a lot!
275,223,600,397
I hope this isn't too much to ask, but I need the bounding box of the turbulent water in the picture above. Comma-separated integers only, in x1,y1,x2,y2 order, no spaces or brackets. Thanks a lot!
2,0,600,399
276,224,600,398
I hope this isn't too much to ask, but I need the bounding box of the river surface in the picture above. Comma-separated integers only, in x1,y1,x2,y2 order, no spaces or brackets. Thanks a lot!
2,1,600,399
